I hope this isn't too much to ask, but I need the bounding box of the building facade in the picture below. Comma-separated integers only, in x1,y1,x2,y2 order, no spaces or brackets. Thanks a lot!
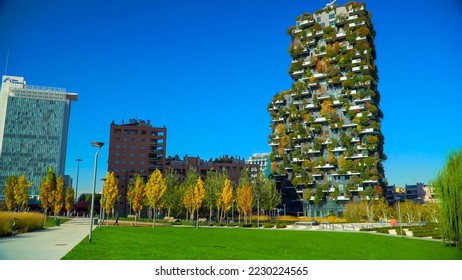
248,153,271,178
165,155,260,186
0,75,77,200
268,2,385,217
107,119,167,214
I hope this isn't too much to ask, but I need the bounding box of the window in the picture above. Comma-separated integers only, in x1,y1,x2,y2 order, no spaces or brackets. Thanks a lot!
329,20,335,26
115,145,120,149
329,13,335,19
316,16,321,22
320,22,325,27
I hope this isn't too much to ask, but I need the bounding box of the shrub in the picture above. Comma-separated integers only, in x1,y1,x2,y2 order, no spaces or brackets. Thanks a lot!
276,222,287,228
395,228,407,236
264,223,275,228
240,223,253,228
376,228,389,234
0,212,44,236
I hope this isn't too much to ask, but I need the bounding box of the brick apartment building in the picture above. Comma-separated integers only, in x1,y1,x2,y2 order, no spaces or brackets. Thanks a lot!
165,154,260,185
107,119,166,214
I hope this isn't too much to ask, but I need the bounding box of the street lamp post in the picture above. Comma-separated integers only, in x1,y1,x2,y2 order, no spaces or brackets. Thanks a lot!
75,159,82,202
89,142,104,243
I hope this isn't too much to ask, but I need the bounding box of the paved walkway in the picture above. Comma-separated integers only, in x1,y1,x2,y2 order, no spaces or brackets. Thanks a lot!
0,217,91,260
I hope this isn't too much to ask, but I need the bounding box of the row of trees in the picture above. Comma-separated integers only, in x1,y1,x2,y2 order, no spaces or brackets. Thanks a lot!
343,198,439,224
124,168,281,227
3,167,76,221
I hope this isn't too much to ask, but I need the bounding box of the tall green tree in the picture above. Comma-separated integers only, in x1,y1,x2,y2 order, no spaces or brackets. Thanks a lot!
40,167,57,220
260,177,281,217
182,168,199,220
145,169,167,226
102,171,120,224
204,170,223,221
434,148,462,247
4,176,18,211
163,169,183,218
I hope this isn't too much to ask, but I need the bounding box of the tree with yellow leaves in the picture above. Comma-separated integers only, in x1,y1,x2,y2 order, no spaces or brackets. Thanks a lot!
40,167,56,221
14,175,32,212
102,171,120,225
193,176,205,228
145,169,167,226
237,183,253,224
53,175,65,217
3,176,17,211
65,186,75,217
183,187,195,221
221,179,234,222
127,174,145,225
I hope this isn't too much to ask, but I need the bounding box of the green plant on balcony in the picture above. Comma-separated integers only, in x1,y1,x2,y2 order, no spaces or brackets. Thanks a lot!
330,186,340,201
312,124,322,135
287,26,297,36
291,176,301,187
328,152,337,165
304,188,312,201
288,59,304,74
313,186,324,205
317,157,326,166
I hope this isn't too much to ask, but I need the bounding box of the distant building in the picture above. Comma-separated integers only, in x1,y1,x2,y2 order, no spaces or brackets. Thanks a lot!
423,184,436,203
248,153,271,178
165,155,260,186
107,119,167,214
0,75,77,200
388,183,428,204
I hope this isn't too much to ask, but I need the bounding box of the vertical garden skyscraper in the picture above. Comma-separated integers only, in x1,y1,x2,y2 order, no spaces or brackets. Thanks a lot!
268,2,385,216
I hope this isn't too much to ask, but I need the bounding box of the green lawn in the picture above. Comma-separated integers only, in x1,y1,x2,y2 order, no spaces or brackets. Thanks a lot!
62,226,462,260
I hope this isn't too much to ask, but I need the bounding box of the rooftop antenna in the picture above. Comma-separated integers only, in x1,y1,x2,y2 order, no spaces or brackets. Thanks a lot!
4,50,9,75
326,0,337,7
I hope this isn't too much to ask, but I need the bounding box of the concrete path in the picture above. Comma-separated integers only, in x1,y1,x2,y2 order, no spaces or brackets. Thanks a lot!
0,217,91,260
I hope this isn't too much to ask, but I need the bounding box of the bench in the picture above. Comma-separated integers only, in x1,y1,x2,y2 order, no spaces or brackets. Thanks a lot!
295,221,319,227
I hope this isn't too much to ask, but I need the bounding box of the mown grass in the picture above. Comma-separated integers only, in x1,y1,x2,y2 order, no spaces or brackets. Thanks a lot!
62,226,462,260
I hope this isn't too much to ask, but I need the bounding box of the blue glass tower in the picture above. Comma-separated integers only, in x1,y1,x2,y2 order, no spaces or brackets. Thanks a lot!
0,75,77,200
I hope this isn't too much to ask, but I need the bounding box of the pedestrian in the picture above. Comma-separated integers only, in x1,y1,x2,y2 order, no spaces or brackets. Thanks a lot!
114,211,119,226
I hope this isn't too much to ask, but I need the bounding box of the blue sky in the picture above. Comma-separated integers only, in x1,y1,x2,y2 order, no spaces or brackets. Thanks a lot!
0,0,461,195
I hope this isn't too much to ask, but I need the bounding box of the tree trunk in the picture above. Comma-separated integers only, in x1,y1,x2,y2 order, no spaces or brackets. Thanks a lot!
196,209,199,228
153,207,156,227
209,206,213,223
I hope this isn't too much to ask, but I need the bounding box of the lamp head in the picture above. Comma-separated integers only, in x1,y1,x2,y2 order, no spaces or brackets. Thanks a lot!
91,142,105,148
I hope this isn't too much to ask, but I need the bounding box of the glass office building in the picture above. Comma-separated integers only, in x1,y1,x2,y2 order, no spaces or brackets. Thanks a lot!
0,75,77,200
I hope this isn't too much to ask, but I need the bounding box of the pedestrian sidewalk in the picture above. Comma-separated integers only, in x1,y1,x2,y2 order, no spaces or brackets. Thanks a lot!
0,217,91,260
